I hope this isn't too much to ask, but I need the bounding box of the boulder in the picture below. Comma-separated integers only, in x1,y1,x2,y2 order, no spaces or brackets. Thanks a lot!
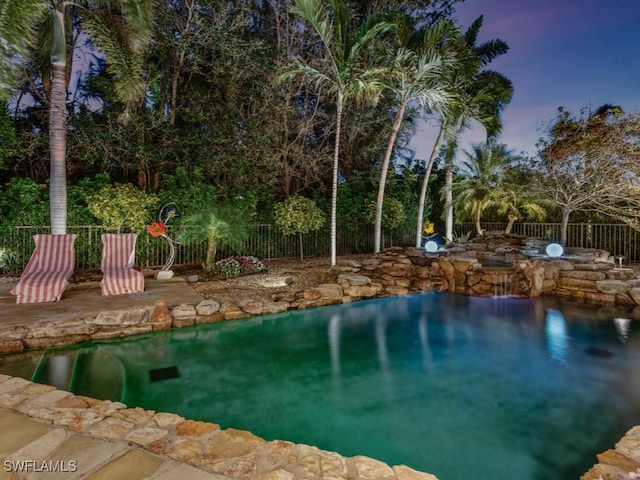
559,270,607,281
596,280,631,295
337,274,371,286
151,299,172,330
195,299,220,316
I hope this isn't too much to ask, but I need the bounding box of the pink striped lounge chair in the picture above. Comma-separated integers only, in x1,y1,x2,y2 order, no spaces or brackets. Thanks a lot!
11,234,78,304
100,233,144,296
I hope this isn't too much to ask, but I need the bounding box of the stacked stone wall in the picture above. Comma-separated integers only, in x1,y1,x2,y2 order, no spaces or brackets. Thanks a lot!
3,243,640,355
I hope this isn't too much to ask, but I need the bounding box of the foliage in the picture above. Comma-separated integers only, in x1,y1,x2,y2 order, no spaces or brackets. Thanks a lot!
431,15,513,243
157,167,218,218
0,0,154,234
212,255,266,277
491,165,551,233
0,177,49,227
88,183,158,233
533,106,640,243
0,0,481,244
364,197,406,229
452,143,519,235
373,16,459,252
274,194,325,261
0,106,19,170
277,0,392,265
273,195,325,235
66,174,112,225
178,203,249,270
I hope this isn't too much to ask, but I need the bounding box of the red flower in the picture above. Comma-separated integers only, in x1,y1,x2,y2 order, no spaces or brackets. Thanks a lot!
147,222,166,237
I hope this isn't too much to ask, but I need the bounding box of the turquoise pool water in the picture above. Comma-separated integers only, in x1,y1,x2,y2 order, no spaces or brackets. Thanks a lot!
3,292,640,479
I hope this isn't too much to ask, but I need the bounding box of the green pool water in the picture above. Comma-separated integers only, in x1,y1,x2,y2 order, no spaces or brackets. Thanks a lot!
3,292,640,479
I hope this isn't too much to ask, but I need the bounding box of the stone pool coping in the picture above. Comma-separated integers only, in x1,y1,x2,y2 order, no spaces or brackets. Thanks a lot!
0,374,436,480
1,246,640,478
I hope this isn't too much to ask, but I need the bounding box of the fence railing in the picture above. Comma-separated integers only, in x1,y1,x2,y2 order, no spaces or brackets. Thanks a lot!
0,223,417,274
459,222,640,263
3,222,638,275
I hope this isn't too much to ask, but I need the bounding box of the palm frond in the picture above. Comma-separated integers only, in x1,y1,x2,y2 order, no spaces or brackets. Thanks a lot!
0,0,48,98
82,8,149,107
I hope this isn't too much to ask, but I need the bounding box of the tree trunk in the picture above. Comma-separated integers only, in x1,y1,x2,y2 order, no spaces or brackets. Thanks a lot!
49,64,68,235
416,123,445,247
205,237,217,271
475,205,483,236
561,207,571,245
375,102,406,253
299,232,304,262
444,158,453,242
505,217,516,234
330,91,343,267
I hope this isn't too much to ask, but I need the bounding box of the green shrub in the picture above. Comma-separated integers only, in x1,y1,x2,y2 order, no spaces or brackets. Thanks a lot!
88,183,158,233
364,197,406,229
274,195,325,261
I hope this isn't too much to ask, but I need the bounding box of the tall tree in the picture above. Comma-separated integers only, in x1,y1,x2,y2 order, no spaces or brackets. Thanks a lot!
277,0,391,265
0,0,153,234
452,142,517,235
415,15,513,246
533,105,640,244
373,16,457,253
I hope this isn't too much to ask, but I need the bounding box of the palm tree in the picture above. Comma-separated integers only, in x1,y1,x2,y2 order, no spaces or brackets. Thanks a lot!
415,16,513,246
179,204,248,271
373,16,457,253
277,0,391,266
0,1,153,234
452,142,516,236
494,166,550,234
441,18,513,242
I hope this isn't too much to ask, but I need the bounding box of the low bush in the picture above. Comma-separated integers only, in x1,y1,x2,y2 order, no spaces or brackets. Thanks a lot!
211,255,266,277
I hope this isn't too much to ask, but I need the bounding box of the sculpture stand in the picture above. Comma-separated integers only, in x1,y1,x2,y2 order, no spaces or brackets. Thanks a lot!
154,269,175,280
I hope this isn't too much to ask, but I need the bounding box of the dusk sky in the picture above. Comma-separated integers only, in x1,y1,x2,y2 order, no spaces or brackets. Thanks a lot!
411,0,640,161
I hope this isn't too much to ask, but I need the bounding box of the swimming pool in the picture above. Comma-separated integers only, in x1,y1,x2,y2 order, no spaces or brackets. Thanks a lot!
2,292,639,479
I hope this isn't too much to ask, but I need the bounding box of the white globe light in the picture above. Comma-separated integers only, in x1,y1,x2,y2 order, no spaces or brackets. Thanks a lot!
425,240,439,252
545,243,564,257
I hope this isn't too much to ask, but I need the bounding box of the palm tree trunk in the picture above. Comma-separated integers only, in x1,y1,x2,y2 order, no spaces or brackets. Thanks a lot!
205,237,217,271
475,205,483,236
415,122,445,247
49,62,68,235
505,216,516,234
330,91,343,267
375,101,406,253
444,158,453,242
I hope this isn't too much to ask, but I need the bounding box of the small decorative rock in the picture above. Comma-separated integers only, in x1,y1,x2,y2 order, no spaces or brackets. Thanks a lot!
196,299,220,316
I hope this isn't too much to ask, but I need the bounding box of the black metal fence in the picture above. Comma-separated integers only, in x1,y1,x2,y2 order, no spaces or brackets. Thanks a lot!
459,222,640,263
0,223,416,274
3,222,638,274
